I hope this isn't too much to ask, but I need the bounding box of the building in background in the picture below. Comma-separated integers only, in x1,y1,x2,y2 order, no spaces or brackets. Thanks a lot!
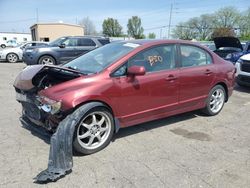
0,32,31,43
30,22,84,42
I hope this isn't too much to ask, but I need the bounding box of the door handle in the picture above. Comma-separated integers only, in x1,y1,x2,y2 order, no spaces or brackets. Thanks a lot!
165,74,177,81
205,69,212,75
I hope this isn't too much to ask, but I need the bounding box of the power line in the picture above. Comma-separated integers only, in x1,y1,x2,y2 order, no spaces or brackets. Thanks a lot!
0,18,36,24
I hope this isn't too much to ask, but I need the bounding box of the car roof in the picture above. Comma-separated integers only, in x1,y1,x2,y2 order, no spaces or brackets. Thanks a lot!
114,39,203,47
65,36,109,39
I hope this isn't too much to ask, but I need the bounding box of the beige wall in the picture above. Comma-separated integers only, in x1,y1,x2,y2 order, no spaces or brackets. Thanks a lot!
31,24,84,41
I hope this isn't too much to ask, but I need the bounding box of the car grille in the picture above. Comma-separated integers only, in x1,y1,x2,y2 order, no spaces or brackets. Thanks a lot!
238,75,250,83
241,60,250,73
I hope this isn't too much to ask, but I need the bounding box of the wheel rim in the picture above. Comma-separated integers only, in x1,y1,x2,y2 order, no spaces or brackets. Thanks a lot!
77,111,112,150
41,57,54,64
7,54,17,63
209,88,225,113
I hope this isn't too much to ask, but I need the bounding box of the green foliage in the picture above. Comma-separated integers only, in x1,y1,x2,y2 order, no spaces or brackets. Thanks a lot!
211,28,236,39
127,16,144,39
148,33,156,39
102,18,123,37
172,6,250,40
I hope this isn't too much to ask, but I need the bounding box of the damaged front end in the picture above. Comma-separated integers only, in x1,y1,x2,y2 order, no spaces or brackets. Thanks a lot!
14,65,87,183
14,65,81,132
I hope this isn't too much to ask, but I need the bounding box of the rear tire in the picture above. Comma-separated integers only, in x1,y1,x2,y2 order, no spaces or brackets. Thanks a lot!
73,106,114,155
1,44,6,48
202,85,226,116
38,55,55,65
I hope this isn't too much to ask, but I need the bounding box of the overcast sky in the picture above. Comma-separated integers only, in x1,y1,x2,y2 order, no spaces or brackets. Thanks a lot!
0,0,249,38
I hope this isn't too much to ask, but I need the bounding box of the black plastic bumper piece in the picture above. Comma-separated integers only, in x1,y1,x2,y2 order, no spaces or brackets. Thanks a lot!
34,102,117,184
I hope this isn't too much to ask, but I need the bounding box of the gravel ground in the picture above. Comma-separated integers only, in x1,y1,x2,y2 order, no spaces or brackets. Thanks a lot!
0,62,250,188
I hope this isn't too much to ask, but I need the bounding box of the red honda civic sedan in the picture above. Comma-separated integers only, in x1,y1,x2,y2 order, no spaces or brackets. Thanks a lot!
14,40,235,154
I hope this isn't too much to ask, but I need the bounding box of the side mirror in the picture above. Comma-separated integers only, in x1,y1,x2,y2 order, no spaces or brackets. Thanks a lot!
127,65,146,76
59,43,66,48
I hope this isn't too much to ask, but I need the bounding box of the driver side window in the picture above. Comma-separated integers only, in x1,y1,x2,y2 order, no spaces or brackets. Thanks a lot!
128,45,176,73
63,38,78,46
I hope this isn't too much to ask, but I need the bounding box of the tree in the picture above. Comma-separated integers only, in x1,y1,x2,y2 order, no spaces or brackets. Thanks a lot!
239,8,250,40
213,6,241,28
171,6,249,40
148,33,156,39
78,17,97,35
172,22,196,40
188,14,214,40
211,28,236,38
127,16,144,39
102,18,123,37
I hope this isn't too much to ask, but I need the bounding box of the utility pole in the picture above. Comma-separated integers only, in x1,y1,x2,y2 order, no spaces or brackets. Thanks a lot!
36,8,39,23
168,3,173,39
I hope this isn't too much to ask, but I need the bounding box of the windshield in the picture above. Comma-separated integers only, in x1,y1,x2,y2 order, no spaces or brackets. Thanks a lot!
63,42,140,74
49,37,67,46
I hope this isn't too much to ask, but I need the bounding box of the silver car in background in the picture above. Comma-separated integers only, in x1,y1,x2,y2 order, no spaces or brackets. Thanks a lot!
0,41,48,63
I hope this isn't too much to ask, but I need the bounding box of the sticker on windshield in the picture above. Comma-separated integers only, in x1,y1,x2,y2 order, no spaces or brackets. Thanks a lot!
123,43,140,48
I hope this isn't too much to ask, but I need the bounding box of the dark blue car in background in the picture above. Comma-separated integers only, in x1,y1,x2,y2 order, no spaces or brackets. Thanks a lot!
213,37,250,64
23,36,110,65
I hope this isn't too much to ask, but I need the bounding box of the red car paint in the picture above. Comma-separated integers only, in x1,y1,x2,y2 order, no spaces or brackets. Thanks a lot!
38,40,235,128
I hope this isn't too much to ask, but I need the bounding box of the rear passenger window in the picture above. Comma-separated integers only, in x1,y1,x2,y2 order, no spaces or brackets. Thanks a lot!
128,45,176,73
78,38,96,46
180,45,212,67
97,39,110,45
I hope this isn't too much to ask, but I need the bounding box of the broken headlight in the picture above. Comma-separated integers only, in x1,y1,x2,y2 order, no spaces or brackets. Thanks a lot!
38,96,61,115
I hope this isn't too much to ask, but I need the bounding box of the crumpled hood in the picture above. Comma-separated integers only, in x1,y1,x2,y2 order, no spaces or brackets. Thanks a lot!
14,64,83,91
14,65,45,91
214,37,243,50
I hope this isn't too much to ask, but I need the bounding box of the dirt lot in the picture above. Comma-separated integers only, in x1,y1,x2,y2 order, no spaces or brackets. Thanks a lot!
0,62,250,188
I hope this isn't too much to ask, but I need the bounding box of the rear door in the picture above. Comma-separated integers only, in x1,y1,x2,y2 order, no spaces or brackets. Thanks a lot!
74,38,97,57
178,44,215,108
112,44,179,125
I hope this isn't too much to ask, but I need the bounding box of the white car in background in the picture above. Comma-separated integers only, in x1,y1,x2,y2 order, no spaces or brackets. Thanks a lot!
235,53,250,87
0,41,48,63
0,40,18,48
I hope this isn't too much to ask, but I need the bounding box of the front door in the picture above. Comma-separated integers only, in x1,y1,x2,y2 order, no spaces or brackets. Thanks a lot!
55,38,78,63
112,44,179,126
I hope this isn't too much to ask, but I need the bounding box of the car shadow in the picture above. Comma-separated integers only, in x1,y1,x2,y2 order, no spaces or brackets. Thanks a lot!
20,110,201,150
234,84,250,93
113,110,200,141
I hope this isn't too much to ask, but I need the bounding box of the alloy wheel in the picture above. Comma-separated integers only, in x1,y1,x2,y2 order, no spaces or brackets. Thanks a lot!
209,88,225,114
77,111,112,150
7,53,18,63
40,56,55,64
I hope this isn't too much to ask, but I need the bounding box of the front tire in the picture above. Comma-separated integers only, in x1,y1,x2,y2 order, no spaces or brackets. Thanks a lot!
6,53,18,63
73,107,114,155
38,55,55,65
202,85,226,116
1,44,6,48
